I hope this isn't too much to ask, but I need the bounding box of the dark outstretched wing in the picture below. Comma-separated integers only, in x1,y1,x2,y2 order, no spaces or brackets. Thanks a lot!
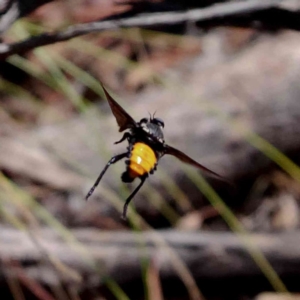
164,145,229,183
102,85,137,132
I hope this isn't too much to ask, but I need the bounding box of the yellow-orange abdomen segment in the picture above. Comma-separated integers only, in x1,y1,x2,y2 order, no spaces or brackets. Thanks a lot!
129,142,157,178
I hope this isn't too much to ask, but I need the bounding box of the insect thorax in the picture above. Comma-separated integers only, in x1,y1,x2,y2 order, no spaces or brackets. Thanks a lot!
129,125,164,153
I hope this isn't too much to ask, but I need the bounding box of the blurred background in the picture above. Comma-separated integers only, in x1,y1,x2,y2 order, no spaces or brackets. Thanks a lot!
1,0,300,299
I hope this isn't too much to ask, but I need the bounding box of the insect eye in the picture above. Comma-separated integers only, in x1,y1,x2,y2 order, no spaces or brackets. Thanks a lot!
140,118,149,124
153,118,164,128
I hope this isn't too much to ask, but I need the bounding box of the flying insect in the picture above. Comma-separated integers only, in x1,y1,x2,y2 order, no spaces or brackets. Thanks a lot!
86,86,227,220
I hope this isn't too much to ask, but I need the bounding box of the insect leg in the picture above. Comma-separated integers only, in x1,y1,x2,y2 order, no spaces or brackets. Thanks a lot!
122,176,146,220
114,132,131,144
85,152,127,200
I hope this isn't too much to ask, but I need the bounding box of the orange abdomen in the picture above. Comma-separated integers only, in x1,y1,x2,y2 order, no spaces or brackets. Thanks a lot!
129,142,157,179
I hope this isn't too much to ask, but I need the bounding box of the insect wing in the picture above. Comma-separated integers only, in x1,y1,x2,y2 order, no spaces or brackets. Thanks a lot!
102,85,137,132
164,145,227,182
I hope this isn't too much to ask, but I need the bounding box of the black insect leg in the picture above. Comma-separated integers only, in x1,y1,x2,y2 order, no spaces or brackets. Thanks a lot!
85,152,128,200
122,176,146,220
114,132,131,144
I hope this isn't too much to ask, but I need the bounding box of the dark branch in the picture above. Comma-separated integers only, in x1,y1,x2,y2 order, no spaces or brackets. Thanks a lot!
0,0,297,60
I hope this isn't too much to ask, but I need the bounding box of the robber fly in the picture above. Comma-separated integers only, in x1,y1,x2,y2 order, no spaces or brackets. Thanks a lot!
86,86,227,220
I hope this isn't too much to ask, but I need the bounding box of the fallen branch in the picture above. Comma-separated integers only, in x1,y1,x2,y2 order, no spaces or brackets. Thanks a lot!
0,228,299,297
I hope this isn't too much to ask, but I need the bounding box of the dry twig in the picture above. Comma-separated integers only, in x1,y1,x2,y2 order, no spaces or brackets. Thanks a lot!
0,0,298,60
